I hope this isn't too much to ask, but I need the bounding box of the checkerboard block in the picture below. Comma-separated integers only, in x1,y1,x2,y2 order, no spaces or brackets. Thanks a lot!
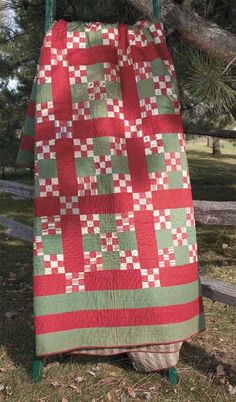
33,235,43,256
149,172,169,191
115,212,135,232
39,178,59,197
153,209,171,230
189,244,198,263
66,31,86,49
120,250,141,270
59,196,80,215
124,119,143,138
66,272,85,293
149,23,165,44
84,251,103,272
158,247,176,268
88,80,107,100
77,176,98,196
141,267,160,288
128,29,148,47
51,48,68,67
106,99,124,119
110,137,127,156
133,61,152,82
133,191,153,211
102,28,119,47
140,97,159,118
43,254,65,275
41,215,61,236
154,75,173,96
118,47,133,67
72,101,91,121
69,66,87,84
74,138,94,158
113,173,132,193
104,63,120,82
144,134,164,155
36,140,56,160
37,65,52,85
36,102,55,124
55,120,73,139
80,214,100,234
85,22,102,32
100,232,119,252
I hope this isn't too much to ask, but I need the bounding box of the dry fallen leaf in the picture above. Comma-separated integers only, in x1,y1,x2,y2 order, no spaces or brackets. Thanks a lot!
216,364,225,377
222,243,229,249
45,361,60,370
0,384,5,392
61,399,69,402
74,376,85,383
51,380,61,387
69,384,79,390
5,311,17,319
127,387,136,399
8,272,17,281
107,391,112,401
228,385,236,395
87,370,96,377
92,363,102,371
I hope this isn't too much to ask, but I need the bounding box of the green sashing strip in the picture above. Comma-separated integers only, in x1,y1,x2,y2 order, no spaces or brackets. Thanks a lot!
34,280,201,316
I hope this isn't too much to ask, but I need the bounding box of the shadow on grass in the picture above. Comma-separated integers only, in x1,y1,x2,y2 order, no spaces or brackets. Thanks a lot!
181,342,236,384
187,150,236,201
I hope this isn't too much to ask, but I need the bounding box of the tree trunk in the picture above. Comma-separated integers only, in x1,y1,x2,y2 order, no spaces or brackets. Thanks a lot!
207,137,212,147
2,165,6,180
212,138,221,156
128,0,236,65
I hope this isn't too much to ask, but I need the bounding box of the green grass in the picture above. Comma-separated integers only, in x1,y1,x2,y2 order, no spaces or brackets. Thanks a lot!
186,140,236,201
0,141,236,401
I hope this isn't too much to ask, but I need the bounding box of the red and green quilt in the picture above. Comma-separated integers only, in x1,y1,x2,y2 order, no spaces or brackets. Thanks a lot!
16,18,205,357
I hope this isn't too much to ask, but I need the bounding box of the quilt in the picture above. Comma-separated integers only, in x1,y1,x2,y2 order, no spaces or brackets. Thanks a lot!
16,18,205,356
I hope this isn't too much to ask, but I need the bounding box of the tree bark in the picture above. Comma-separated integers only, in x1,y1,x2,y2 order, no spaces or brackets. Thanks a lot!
128,0,236,65
212,137,221,156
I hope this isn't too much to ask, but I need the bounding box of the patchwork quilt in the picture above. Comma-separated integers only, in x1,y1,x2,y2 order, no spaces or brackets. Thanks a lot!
16,18,205,356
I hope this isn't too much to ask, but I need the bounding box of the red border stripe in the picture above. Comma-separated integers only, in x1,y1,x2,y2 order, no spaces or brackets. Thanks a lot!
35,297,203,335
160,262,199,286
34,274,65,297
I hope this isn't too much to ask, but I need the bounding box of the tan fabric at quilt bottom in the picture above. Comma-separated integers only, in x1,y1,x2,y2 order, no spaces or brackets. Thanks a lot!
68,343,183,372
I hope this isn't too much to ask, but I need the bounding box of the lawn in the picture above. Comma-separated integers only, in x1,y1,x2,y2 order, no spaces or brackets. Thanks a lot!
0,139,235,401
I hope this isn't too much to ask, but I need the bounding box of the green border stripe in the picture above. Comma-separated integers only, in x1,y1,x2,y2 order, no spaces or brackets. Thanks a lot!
36,313,205,355
34,280,201,316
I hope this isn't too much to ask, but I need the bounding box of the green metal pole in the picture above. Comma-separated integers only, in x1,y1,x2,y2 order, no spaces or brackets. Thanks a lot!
44,0,56,33
153,0,159,20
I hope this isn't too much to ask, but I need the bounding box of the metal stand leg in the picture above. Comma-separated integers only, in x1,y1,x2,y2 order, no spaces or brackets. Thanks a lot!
168,367,178,385
32,356,44,383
